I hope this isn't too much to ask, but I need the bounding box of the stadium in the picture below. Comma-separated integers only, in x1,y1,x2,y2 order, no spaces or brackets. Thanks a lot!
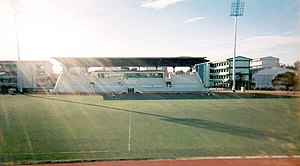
0,57,299,165
52,57,209,95
0,0,300,165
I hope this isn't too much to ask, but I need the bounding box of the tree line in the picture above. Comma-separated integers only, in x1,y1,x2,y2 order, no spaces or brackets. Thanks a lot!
272,61,300,91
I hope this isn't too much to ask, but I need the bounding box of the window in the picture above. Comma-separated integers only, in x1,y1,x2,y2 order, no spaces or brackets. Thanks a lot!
89,81,95,88
0,71,6,76
166,81,172,87
36,65,45,69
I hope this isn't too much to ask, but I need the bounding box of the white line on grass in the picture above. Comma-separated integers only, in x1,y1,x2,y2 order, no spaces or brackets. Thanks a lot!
0,150,122,156
128,100,132,151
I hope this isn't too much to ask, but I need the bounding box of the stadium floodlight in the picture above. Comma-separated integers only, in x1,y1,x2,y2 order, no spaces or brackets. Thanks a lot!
230,0,245,92
11,0,23,93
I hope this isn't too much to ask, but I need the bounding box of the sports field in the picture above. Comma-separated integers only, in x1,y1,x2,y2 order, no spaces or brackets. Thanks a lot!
0,95,299,164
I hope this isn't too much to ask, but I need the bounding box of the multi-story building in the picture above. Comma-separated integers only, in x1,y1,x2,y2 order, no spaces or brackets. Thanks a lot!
196,62,211,88
250,56,294,89
0,61,53,93
196,56,252,89
0,62,18,91
251,67,295,90
250,56,280,69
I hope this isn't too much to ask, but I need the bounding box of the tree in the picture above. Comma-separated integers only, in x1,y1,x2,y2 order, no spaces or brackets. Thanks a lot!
285,65,295,70
175,70,185,74
236,72,245,90
272,72,297,91
294,61,300,71
283,61,300,71
295,61,300,90
225,72,250,90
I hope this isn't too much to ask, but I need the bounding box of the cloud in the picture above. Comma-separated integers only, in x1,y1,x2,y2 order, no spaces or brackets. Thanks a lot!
184,17,205,23
141,0,185,9
182,33,300,62
239,34,299,51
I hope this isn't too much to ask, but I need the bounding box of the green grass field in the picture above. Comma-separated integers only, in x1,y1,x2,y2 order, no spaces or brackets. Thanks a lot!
0,95,300,163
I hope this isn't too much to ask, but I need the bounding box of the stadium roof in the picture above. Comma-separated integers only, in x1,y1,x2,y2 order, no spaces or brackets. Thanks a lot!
52,57,209,67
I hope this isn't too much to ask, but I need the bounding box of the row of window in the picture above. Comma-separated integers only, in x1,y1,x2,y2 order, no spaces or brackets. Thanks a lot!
0,78,17,84
96,72,164,79
210,62,229,67
0,64,17,70
0,71,17,76
212,80,228,85
210,69,228,73
210,75,229,79
0,64,45,70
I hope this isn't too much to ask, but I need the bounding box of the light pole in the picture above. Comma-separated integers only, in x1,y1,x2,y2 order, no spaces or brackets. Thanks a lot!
11,0,23,93
230,0,244,92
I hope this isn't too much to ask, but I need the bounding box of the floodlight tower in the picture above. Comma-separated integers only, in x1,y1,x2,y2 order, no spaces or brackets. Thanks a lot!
11,0,23,93
230,0,245,92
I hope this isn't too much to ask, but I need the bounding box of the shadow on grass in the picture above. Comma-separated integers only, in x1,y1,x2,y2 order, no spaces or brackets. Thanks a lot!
26,95,295,143
162,118,294,143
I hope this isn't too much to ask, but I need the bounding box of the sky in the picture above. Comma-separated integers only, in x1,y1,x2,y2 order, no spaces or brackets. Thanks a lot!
0,0,299,70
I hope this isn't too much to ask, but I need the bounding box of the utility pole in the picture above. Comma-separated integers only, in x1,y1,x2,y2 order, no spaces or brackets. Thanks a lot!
230,0,245,92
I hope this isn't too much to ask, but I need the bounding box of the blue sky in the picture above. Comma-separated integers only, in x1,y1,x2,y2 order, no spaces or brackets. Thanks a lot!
0,0,299,67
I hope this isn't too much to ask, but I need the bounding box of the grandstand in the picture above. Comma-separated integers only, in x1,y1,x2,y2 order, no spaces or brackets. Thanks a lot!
52,57,209,94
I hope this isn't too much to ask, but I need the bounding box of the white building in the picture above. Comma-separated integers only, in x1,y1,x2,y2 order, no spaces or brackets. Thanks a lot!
0,61,53,93
250,56,296,89
252,67,295,90
0,62,18,90
250,56,280,69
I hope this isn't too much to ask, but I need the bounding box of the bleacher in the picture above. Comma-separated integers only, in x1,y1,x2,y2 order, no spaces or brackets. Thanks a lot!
136,78,165,88
53,72,208,94
171,74,200,85
54,74,94,93
94,78,123,93
169,74,206,92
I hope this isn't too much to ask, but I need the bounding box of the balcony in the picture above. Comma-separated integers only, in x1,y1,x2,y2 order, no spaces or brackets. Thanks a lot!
0,75,17,78
0,83,18,86
214,65,229,70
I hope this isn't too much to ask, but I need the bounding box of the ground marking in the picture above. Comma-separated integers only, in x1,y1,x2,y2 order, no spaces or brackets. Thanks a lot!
0,150,122,156
128,100,132,151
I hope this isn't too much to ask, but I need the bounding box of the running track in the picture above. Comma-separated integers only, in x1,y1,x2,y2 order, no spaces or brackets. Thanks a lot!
23,156,300,166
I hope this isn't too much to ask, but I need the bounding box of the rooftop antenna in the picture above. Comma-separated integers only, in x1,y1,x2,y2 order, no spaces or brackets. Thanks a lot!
230,0,245,92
